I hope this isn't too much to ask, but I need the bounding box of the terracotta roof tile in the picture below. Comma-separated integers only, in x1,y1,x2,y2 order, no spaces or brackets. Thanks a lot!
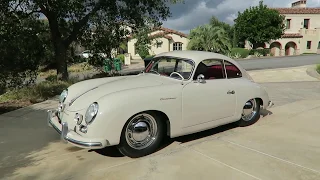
149,32,173,40
282,33,303,38
153,27,188,38
271,8,320,14
127,26,187,40
126,32,173,40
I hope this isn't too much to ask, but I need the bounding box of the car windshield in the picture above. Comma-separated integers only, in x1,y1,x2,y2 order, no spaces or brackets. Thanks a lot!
145,56,195,80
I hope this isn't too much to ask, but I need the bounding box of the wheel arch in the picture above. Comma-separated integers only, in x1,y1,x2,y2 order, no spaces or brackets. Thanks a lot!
255,97,263,106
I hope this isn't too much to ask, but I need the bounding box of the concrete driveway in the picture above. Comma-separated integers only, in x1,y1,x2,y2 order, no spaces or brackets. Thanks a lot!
1,66,320,180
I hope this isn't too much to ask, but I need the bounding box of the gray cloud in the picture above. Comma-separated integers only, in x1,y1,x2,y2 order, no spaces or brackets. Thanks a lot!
163,0,320,34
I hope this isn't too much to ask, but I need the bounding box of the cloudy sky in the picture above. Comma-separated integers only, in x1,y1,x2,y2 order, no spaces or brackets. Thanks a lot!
163,0,320,34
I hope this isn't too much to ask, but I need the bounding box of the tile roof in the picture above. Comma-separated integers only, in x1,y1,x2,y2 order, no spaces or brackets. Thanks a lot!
127,27,188,40
272,8,320,14
282,33,303,38
153,27,188,38
148,32,173,40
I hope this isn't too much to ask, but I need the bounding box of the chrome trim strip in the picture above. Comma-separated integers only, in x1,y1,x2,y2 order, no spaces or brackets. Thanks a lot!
65,137,102,148
69,87,98,106
49,120,62,134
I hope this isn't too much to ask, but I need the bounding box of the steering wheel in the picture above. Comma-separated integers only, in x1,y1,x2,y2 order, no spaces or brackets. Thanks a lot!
149,70,160,75
169,72,184,80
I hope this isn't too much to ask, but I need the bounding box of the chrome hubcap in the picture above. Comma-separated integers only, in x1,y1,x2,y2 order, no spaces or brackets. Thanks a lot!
125,113,157,150
242,99,258,121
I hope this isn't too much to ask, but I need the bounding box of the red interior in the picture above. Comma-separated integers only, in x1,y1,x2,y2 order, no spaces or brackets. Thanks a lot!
205,65,240,79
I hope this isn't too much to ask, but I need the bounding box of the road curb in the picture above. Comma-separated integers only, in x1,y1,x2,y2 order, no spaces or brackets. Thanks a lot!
246,65,312,72
237,54,320,61
306,65,320,80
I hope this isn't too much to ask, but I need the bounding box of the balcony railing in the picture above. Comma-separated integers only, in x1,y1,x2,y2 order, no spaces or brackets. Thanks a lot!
299,29,320,35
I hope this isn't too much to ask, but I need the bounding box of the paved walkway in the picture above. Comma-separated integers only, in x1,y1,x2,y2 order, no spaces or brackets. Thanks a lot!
247,65,318,83
2,96,320,180
1,66,320,180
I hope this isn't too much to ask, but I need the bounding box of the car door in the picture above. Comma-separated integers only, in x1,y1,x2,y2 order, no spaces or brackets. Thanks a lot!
182,59,237,128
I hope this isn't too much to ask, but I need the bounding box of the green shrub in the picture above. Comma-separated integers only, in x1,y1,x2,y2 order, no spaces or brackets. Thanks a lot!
116,54,125,64
145,55,155,59
316,64,320,74
249,49,270,56
0,81,72,103
45,74,57,82
231,48,250,58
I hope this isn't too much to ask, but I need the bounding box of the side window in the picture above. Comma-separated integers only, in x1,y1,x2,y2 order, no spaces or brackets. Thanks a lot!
157,58,176,74
194,59,225,80
224,61,242,78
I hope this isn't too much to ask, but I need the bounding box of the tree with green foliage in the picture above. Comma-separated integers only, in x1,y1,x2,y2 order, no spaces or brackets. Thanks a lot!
3,0,183,80
210,16,238,48
187,24,232,54
234,0,285,48
0,6,46,93
133,26,153,59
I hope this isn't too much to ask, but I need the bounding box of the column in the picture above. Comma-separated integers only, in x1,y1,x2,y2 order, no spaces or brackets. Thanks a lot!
280,49,285,56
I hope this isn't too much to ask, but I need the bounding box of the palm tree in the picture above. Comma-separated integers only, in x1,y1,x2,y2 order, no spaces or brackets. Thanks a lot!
187,24,232,54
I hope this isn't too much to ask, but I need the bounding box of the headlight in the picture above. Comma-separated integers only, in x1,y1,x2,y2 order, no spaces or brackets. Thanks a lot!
59,89,68,103
85,102,99,124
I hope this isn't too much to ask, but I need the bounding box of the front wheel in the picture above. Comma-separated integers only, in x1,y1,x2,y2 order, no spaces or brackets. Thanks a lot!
237,98,261,127
117,112,165,158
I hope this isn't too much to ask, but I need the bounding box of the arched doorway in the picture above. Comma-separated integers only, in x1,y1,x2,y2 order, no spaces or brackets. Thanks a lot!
285,42,297,56
253,42,266,49
270,42,282,56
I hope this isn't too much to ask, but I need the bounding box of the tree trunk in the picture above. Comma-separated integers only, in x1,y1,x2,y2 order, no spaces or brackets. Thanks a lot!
46,14,69,81
54,40,68,81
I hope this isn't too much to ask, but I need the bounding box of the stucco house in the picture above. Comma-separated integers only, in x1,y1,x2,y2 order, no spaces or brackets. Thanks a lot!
248,0,320,56
127,27,189,60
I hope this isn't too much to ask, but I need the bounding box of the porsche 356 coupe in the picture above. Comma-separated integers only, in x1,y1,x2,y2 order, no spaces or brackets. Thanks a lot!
48,50,274,158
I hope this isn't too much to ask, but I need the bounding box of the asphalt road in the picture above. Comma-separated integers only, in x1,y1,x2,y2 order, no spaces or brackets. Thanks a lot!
123,54,320,73
1,81,320,179
35,54,320,83
238,54,320,70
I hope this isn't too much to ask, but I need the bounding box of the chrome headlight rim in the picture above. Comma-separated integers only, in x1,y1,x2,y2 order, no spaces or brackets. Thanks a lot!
85,102,99,125
59,89,68,103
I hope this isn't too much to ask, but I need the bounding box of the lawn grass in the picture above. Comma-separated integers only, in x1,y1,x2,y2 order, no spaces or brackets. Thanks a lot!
38,62,96,78
0,80,78,114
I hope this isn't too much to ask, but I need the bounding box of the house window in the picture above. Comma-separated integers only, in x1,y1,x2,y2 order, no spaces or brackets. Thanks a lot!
156,42,162,48
286,19,291,29
307,41,312,49
303,19,310,29
173,42,183,51
318,41,320,49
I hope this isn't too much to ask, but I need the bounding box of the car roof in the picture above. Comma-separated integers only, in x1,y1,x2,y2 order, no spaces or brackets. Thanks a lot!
154,50,238,65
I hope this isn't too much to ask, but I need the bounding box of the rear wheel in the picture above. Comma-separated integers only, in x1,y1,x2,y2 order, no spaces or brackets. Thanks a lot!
237,99,261,127
117,112,165,158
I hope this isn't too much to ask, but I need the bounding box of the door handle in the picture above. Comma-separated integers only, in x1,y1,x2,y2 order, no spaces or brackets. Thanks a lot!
227,90,235,94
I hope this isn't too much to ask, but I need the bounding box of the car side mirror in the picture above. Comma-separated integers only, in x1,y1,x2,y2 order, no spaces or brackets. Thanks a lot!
196,74,206,84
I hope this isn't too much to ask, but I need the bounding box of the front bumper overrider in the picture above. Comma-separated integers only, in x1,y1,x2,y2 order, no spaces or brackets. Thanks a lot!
47,110,106,149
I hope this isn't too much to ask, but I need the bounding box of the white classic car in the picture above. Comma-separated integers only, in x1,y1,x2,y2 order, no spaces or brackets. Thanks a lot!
48,50,274,158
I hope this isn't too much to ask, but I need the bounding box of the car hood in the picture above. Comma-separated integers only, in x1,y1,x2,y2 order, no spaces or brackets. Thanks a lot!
65,74,165,111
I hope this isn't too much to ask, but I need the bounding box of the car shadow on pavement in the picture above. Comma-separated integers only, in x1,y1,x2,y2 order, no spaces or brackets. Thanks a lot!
92,110,274,158
91,146,125,157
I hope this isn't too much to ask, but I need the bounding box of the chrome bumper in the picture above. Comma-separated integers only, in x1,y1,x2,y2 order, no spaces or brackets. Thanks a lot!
47,110,103,148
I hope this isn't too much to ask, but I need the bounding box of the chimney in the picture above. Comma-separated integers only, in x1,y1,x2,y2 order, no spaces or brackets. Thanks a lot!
291,0,307,8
